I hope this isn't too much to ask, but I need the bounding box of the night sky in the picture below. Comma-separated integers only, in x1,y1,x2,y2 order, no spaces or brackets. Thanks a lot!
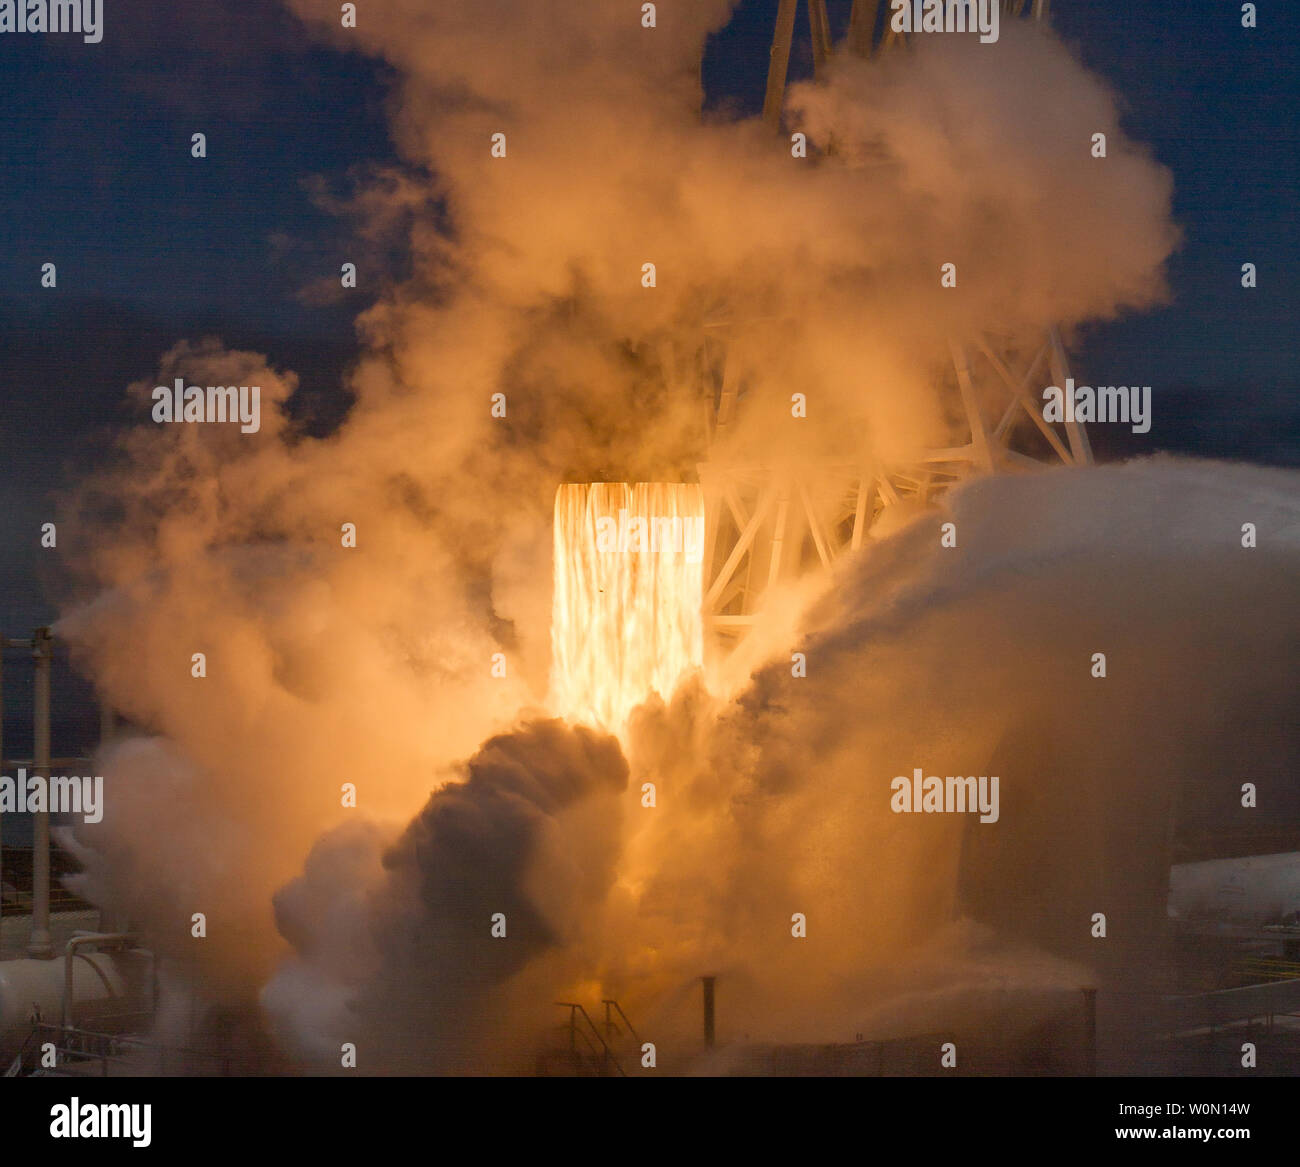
0,0,1295,633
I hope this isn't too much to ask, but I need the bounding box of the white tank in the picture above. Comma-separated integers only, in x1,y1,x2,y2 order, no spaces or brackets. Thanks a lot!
1169,852,1300,930
0,950,151,1056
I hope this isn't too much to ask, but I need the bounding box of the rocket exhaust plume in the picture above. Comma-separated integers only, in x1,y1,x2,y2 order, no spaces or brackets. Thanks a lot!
550,483,704,731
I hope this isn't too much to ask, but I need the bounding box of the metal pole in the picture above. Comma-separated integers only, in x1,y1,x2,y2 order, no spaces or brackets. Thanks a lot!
0,639,4,933
28,627,53,959
762,0,798,130
97,696,118,934
848,0,880,57
949,340,996,473
808,0,832,79
1082,986,1097,1075
766,488,791,595
0,637,32,937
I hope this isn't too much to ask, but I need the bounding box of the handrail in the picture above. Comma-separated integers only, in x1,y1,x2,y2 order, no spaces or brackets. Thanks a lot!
9,1022,230,1076
553,1011,598,1054
601,998,643,1049
555,1002,626,1076
62,932,139,1030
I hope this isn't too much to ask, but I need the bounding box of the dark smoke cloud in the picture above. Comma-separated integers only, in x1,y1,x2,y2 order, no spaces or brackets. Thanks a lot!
264,719,627,1072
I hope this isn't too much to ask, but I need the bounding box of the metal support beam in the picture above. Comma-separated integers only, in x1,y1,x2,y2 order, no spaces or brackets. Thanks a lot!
697,0,1082,657
850,471,872,549
705,480,779,609
1048,326,1093,465
766,488,792,595
28,626,53,959
798,482,834,569
808,0,833,79
762,0,799,130
848,0,879,57
949,341,996,473
976,340,1074,462
715,346,742,437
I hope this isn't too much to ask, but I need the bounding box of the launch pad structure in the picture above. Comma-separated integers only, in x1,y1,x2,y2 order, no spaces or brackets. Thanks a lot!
695,0,1092,654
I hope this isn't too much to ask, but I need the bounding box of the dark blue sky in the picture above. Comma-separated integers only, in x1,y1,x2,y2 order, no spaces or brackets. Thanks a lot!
0,0,1296,634
707,0,1299,423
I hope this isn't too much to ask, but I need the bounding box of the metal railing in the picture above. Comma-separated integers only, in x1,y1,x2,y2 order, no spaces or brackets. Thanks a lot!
6,1023,230,1078
1162,978,1300,1036
602,997,642,1050
1237,957,1300,983
555,1002,626,1076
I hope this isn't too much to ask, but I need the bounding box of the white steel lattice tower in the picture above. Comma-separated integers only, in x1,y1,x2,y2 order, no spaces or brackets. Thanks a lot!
697,0,1090,655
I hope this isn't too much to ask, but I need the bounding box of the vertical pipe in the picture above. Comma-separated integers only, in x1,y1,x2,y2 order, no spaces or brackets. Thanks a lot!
0,639,4,932
95,696,116,932
97,696,115,933
762,0,798,131
28,627,53,959
1081,986,1097,1076
702,975,716,1048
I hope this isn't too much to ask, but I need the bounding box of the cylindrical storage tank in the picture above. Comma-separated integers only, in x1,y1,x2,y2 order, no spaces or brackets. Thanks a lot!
0,950,152,1058
1170,854,1300,929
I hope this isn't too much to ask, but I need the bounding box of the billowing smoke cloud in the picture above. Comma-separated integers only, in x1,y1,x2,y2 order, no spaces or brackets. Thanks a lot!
263,720,626,1072
607,457,1300,1063
259,457,1300,1072
48,1,1225,1072
273,2,1178,474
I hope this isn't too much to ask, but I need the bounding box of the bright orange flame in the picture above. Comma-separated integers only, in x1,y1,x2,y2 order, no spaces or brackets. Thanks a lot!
551,482,705,730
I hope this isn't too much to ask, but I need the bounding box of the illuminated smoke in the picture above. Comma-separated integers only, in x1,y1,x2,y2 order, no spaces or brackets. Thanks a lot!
47,0,1217,1072
258,457,1300,1071
550,483,704,730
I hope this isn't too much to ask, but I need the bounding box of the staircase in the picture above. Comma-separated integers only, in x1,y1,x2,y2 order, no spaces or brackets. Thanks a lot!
536,999,644,1077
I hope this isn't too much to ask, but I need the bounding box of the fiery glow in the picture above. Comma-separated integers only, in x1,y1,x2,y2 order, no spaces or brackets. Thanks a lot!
551,482,705,730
